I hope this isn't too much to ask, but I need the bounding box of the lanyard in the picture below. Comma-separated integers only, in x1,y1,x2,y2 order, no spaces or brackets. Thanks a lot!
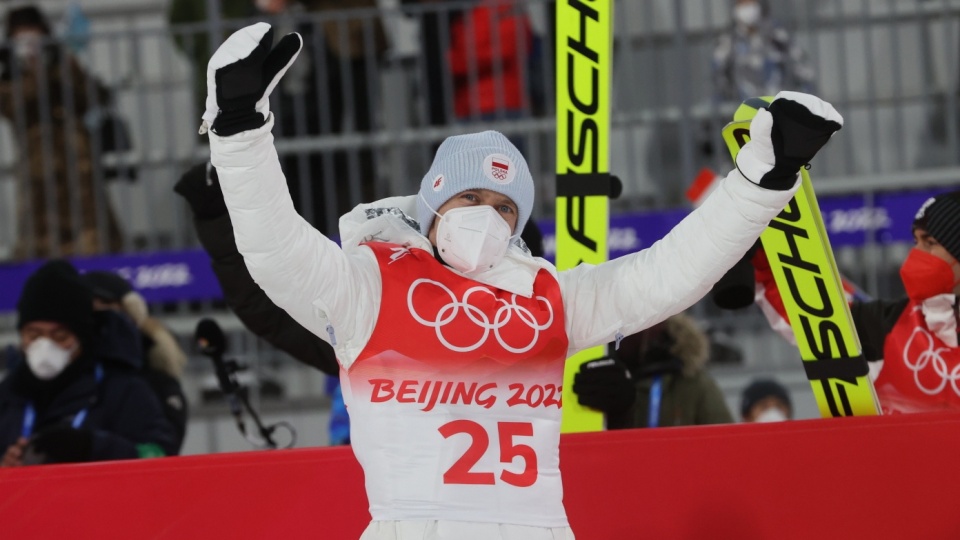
22,363,103,439
647,376,663,428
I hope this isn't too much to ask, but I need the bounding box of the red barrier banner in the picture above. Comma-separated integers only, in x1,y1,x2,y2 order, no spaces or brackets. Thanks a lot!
3,412,960,539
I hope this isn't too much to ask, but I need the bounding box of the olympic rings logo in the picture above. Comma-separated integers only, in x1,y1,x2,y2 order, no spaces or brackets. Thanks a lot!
406,278,554,353
902,327,960,396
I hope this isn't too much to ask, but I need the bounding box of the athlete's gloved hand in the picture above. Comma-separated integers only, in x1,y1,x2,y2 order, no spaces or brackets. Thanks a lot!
174,162,227,220
200,22,302,137
736,91,843,191
573,357,636,414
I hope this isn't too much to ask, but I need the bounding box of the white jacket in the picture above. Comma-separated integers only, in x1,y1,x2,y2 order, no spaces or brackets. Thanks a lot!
209,117,798,370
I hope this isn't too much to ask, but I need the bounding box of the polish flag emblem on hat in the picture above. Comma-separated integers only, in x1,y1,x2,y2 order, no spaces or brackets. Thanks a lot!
483,153,515,184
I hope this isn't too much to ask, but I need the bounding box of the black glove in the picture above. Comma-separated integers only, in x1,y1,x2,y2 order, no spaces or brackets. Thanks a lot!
173,162,228,220
736,91,843,191
573,357,636,414
23,426,94,465
201,23,303,137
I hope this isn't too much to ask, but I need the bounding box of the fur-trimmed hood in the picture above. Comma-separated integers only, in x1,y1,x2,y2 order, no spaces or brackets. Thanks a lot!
120,291,186,379
663,313,710,377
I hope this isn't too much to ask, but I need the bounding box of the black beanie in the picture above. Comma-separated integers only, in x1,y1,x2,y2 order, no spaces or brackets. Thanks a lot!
82,270,133,303
17,260,95,344
5,6,52,38
740,379,791,419
913,190,960,263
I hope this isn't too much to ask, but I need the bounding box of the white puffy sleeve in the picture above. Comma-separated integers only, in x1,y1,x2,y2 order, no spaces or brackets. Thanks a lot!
559,170,798,355
208,117,381,367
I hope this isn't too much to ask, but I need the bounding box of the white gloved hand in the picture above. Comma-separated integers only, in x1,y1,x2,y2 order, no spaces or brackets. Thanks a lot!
736,91,843,190
200,22,302,136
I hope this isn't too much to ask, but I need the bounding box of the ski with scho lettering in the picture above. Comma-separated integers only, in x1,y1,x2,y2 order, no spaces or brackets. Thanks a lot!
556,0,614,432
721,97,880,418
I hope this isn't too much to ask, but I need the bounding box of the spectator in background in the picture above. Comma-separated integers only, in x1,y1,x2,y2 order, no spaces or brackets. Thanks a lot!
574,313,734,428
83,270,189,453
403,0,536,125
711,0,815,102
740,378,792,422
283,0,387,233
0,260,177,466
0,5,123,259
448,0,533,153
169,0,386,234
448,0,532,122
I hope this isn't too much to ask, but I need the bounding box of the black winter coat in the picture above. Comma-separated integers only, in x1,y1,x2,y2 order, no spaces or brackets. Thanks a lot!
195,214,339,375
94,309,188,453
850,298,911,361
0,314,178,463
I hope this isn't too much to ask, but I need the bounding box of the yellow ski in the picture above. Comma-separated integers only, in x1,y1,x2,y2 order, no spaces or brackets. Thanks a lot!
722,97,880,417
556,0,614,432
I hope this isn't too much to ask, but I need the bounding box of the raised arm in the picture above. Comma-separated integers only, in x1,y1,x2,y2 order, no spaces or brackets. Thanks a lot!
203,23,379,364
561,92,844,353
560,171,797,353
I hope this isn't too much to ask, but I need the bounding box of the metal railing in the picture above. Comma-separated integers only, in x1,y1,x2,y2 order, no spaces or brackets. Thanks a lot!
1,0,957,260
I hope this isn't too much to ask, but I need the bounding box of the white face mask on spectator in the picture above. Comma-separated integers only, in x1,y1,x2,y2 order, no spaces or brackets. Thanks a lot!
255,0,285,14
734,2,762,27
25,337,74,380
754,407,788,423
12,30,43,61
433,205,511,274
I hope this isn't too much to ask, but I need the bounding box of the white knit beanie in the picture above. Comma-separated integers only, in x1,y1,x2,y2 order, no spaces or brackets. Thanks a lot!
417,131,534,236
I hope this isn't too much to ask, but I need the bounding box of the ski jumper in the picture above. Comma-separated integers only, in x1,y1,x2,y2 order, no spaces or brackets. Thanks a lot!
209,117,798,536
754,250,960,414
344,242,568,525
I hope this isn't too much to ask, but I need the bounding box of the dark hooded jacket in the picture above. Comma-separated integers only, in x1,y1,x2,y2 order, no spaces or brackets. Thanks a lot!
610,313,734,429
83,270,189,452
195,212,339,375
0,310,178,463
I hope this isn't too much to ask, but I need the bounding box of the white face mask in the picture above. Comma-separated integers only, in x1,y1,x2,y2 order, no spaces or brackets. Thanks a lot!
434,205,512,274
255,0,284,13
12,31,43,62
25,337,75,381
754,407,788,423
734,2,762,27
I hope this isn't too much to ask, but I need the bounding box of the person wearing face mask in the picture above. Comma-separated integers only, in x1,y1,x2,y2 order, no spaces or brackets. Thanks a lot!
0,5,124,259
711,0,816,103
740,379,793,423
0,260,177,467
201,23,843,539
728,190,960,415
853,191,960,414
82,270,189,453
